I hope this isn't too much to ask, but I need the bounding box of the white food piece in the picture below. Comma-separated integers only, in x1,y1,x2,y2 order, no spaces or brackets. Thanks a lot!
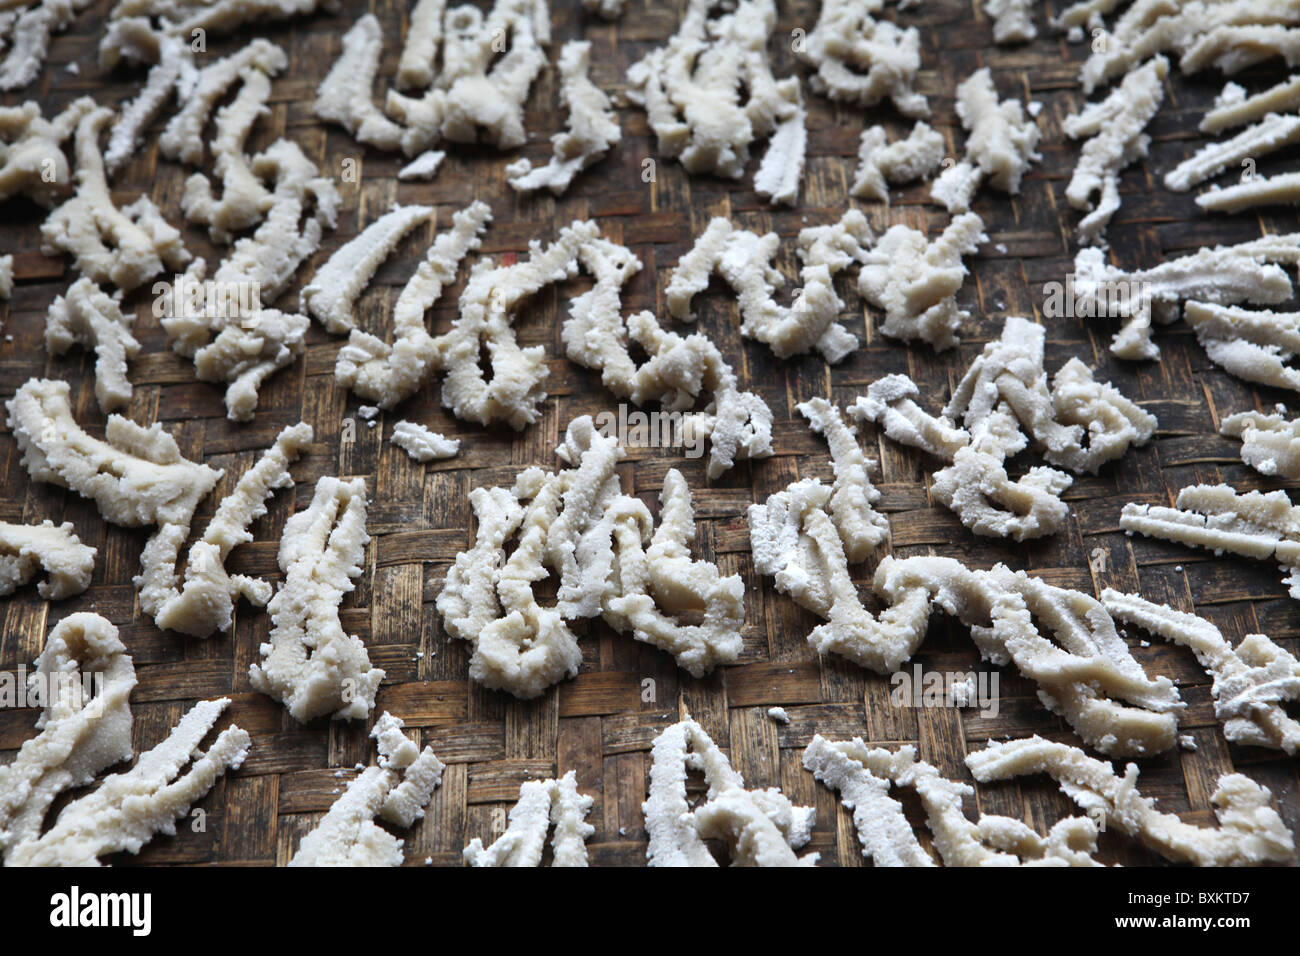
335,200,490,409
984,0,1037,43
0,519,94,600
795,397,890,560
1064,56,1168,245
0,254,11,298
396,0,445,89
44,277,140,413
140,422,312,638
290,712,444,866
1103,590,1300,754
314,13,406,152
1052,0,1121,33
931,68,1041,212
0,614,135,861
767,706,790,724
390,420,459,462
1165,112,1300,192
805,736,1102,866
41,106,190,292
1185,301,1300,393
967,735,1294,865
250,476,384,722
1074,234,1300,360
1202,75,1300,133
0,0,93,90
1222,409,1300,476
752,107,807,206
797,0,928,116
644,717,817,867
386,0,550,154
464,771,594,867
1197,170,1300,212
0,96,94,206
104,35,195,175
303,204,434,334
625,0,805,200
397,149,445,181
1121,483,1300,599
851,121,945,202
506,40,619,196
856,211,987,350
1181,24,1300,75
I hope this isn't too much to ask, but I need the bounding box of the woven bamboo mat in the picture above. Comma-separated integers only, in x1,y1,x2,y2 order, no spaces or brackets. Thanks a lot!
2,0,1299,867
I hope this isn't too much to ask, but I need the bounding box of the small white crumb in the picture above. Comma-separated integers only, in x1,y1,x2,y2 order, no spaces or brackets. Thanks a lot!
994,242,1008,254
398,150,446,182
1178,734,1197,751
65,62,79,75
1028,101,1043,117
618,827,626,836
366,420,377,429
767,706,790,724
1175,565,1183,572
358,405,379,420
424,856,433,865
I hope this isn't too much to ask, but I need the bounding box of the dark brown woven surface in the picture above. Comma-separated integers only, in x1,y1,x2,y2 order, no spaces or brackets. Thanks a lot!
1,0,1298,866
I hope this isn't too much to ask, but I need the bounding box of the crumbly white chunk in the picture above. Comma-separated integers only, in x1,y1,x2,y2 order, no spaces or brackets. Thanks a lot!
397,0,445,89
193,309,310,422
967,735,1294,865
796,397,890,559
44,277,140,412
0,614,135,861
250,476,384,722
1202,75,1300,133
1103,590,1300,754
0,0,93,91
1222,409,1300,477
644,717,817,867
1121,483,1300,599
1064,56,1167,245
0,519,94,600
851,121,945,202
41,106,190,292
390,420,459,462
626,0,805,199
104,34,195,175
752,106,807,206
290,712,444,866
304,204,433,334
805,737,1102,866
335,200,490,409
314,13,405,152
1198,171,1300,212
397,149,445,181
797,0,928,116
930,68,1041,212
99,0,328,68
507,40,619,196
140,422,312,637
1185,301,1300,393
767,706,790,724
10,696,248,866
1074,234,1300,360
856,212,987,350
386,0,550,154
1165,112,1300,193
0,254,11,298
464,771,594,866
984,0,1037,43
1181,24,1300,74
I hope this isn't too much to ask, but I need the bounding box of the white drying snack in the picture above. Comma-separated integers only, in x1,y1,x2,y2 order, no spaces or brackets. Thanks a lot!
41,105,190,292
804,737,1102,866
0,614,135,860
797,0,928,116
1180,24,1300,75
856,212,987,351
1185,301,1300,393
0,0,93,91
250,476,384,722
983,0,1037,43
795,397,890,560
44,277,140,413
0,519,95,600
626,0,806,200
390,420,459,462
386,0,551,154
335,200,491,409
139,422,312,638
1121,483,1300,599
1063,56,1168,245
464,771,594,866
9,696,250,866
644,717,816,867
1222,409,1300,477
967,736,1294,865
931,68,1041,213
506,40,619,196
1202,75,1300,133
313,13,405,152
290,712,444,866
1165,112,1300,193
1197,171,1300,212
851,121,945,202
0,97,94,207
1073,234,1300,361
103,34,196,176
303,204,434,334
398,150,445,181
1103,590,1300,754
